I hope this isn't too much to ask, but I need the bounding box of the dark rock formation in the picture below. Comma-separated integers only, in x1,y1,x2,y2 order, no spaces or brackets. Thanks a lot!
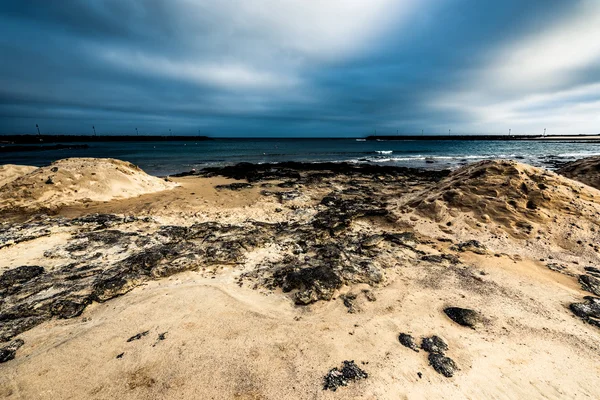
276,264,343,305
323,360,368,391
127,331,149,342
584,267,600,278
421,335,448,354
428,353,458,377
215,182,253,190
443,307,484,328
570,297,600,328
451,240,488,255
0,339,24,363
579,275,600,296
398,333,419,352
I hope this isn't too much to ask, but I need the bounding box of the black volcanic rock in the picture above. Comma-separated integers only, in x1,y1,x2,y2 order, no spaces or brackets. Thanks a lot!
0,339,24,363
579,275,600,296
443,307,484,328
428,353,458,377
421,335,448,354
323,360,368,391
398,333,420,352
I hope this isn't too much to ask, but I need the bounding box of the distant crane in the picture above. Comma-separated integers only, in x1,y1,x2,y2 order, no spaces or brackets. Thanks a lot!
421,129,424,136
509,128,511,137
136,127,139,136
92,125,97,136
36,124,41,136
169,128,172,137
543,128,547,137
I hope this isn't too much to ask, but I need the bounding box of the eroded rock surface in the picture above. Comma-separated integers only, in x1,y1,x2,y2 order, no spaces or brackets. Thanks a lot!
323,360,368,391
444,307,484,329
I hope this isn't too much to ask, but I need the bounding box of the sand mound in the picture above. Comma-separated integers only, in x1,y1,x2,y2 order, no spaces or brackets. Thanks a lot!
406,160,600,235
557,156,600,190
0,165,38,188
0,158,177,211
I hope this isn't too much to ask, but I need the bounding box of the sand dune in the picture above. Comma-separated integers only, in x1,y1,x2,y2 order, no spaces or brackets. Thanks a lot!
0,158,177,212
404,160,600,237
557,156,600,190
0,165,38,188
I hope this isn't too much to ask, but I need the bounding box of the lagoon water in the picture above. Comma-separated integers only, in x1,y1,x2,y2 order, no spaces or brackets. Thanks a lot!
2,138,600,176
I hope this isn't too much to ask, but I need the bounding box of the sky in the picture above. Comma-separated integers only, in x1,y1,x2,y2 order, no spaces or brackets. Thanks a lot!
1,0,599,137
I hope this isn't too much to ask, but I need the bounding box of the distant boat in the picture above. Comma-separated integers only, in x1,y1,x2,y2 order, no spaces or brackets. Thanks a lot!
356,139,366,141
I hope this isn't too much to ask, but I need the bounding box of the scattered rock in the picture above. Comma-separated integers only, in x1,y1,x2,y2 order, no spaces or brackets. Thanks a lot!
398,333,419,352
127,331,149,342
0,339,24,363
323,360,368,391
584,267,600,278
215,182,253,190
570,297,600,328
451,240,488,255
421,335,448,354
443,307,484,328
341,293,358,313
428,353,458,377
579,275,600,296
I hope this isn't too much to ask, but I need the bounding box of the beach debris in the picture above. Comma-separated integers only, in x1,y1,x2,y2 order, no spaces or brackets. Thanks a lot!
323,360,368,391
116,352,124,359
420,335,448,354
0,339,24,363
428,353,458,377
443,307,484,329
127,331,149,342
398,333,420,352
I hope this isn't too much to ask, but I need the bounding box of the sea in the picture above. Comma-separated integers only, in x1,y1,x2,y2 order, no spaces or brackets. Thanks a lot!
2,138,600,176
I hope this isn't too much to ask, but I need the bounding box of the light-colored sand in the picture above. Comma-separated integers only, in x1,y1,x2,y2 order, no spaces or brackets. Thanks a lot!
557,156,600,190
0,165,37,188
0,158,177,212
1,256,598,399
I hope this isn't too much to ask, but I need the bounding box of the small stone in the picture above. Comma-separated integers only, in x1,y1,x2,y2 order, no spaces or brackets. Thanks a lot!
398,333,419,352
428,353,457,377
0,339,24,363
421,335,448,354
443,307,484,329
323,360,368,391
127,330,149,342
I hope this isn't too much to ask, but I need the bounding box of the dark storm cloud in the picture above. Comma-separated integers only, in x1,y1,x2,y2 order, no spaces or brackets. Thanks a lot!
0,0,598,136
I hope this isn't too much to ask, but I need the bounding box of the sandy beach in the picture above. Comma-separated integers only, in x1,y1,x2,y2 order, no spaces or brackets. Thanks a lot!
1,157,600,399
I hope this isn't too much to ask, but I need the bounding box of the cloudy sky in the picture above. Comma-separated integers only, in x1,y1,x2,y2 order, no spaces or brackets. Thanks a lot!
1,0,599,136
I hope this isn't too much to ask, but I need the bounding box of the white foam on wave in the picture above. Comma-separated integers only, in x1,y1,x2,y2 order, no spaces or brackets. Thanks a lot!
375,150,393,155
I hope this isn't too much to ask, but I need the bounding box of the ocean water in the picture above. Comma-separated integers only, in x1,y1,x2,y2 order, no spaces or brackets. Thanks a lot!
2,139,600,176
